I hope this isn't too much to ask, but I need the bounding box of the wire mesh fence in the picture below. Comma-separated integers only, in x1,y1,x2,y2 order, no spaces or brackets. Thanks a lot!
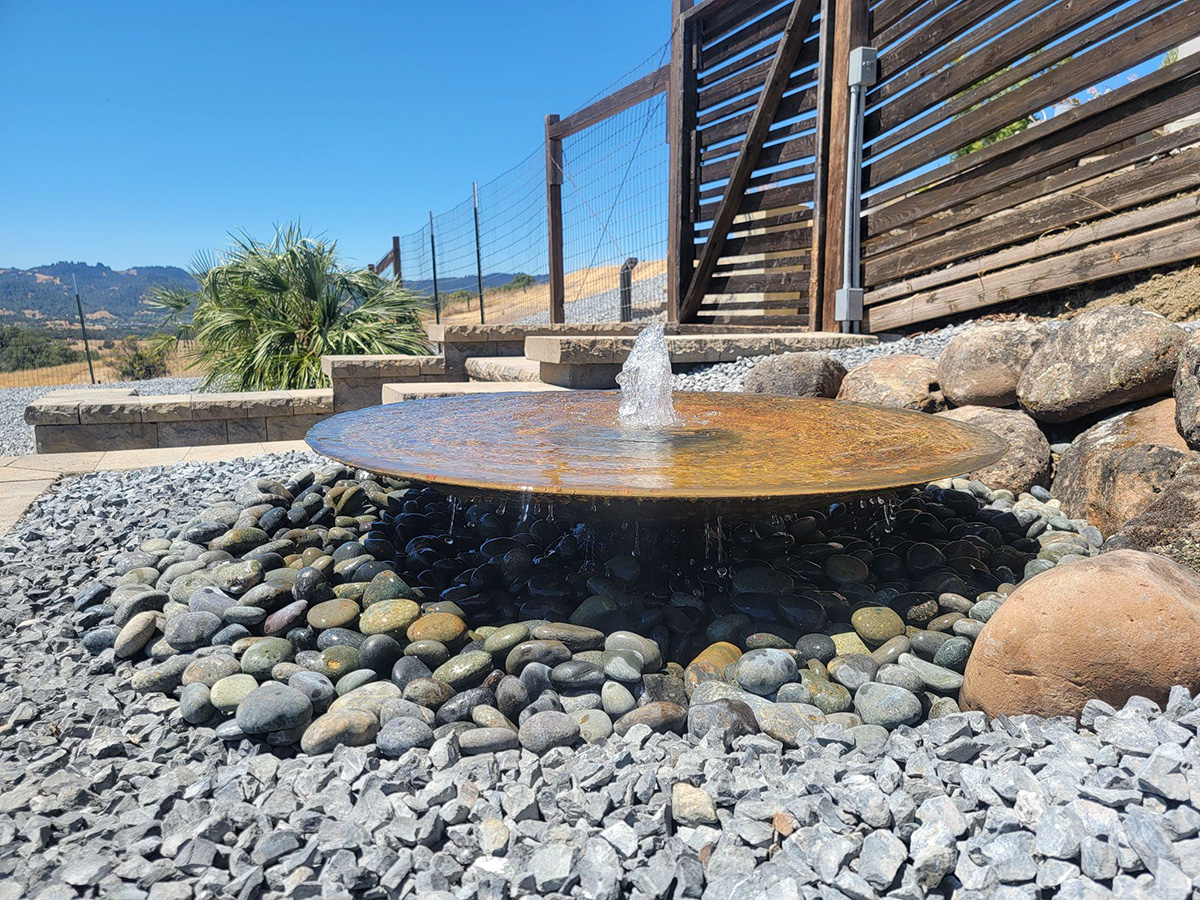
388,41,671,326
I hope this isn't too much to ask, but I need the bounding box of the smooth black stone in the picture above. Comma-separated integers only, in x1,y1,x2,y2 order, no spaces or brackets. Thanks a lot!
293,567,333,604
318,628,366,651
435,687,495,726
82,625,119,655
391,656,434,690
286,626,319,652
358,634,404,677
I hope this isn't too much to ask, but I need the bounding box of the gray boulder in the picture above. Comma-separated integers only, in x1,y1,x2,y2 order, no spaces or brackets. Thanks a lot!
936,406,1050,494
743,352,847,398
1017,307,1186,423
937,322,1048,407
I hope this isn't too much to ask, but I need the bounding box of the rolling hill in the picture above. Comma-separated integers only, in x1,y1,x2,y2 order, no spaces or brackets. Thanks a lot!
0,262,195,334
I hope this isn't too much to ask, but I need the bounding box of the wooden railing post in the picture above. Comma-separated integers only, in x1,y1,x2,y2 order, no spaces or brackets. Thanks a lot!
545,114,566,324
819,0,869,332
391,235,402,285
666,0,696,322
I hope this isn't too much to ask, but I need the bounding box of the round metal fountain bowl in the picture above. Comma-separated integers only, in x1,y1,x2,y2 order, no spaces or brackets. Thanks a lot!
305,391,1007,519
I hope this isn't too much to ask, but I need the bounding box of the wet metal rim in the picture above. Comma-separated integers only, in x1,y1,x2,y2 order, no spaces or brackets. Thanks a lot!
305,392,1007,510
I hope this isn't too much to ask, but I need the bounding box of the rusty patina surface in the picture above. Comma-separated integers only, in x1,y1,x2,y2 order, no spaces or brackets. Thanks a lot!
306,392,1007,517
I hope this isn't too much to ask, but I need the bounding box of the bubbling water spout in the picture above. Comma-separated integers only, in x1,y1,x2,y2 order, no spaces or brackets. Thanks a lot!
616,324,681,429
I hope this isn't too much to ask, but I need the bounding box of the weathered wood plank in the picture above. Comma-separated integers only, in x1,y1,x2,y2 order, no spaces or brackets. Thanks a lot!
864,0,1200,190
700,130,816,183
682,0,822,321
696,41,820,118
701,5,792,70
549,66,670,140
697,0,788,37
870,0,932,34
863,58,1200,234
869,0,1058,109
867,216,1200,331
865,145,1200,284
876,0,1009,87
867,191,1200,305
866,0,1138,155
667,0,699,321
864,120,1200,258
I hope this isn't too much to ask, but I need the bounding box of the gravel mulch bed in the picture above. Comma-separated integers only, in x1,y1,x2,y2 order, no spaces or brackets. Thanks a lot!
1,454,1198,898
0,377,206,456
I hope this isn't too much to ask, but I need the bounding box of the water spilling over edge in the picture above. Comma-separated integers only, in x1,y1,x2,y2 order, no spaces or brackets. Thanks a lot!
616,323,681,429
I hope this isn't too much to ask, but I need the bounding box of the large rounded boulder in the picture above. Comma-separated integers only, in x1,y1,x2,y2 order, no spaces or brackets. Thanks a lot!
936,406,1050,495
1173,329,1200,450
937,323,1048,408
743,352,846,398
1052,398,1199,535
960,550,1200,720
837,354,945,412
1017,307,1186,423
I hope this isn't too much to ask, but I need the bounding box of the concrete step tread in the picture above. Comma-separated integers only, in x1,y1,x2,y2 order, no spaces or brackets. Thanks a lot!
464,357,542,383
382,381,568,403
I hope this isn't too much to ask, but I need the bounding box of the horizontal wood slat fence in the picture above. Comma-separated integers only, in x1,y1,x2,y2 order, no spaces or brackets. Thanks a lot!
857,0,1200,331
375,0,1200,331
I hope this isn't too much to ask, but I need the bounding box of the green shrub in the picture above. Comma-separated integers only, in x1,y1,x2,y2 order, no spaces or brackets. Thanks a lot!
149,223,430,391
112,337,168,381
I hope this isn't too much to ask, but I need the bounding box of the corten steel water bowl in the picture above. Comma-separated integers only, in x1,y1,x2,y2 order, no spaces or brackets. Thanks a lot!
306,391,1007,520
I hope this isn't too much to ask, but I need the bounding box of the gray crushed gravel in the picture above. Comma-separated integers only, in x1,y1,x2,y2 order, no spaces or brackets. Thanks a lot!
1,453,1198,898
0,377,206,456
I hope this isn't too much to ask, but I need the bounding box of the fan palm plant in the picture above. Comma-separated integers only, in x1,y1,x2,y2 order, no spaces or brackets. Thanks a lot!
148,223,430,390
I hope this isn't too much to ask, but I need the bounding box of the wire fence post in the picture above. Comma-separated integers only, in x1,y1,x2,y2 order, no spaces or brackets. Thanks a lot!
72,274,96,384
545,114,566,324
428,212,442,324
392,235,402,286
619,258,638,322
473,182,487,324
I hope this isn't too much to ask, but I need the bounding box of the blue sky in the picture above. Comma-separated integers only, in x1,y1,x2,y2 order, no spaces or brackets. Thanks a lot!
0,1,670,271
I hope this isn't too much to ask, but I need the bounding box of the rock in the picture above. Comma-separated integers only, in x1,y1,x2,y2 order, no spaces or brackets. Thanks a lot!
518,710,581,753
432,650,493,689
1018,307,1187,423
235,682,313,735
114,611,159,658
898,653,963,693
1106,464,1200,573
377,716,435,756
1174,329,1200,449
179,683,214,725
851,606,905,646
164,611,222,652
210,673,258,712
604,631,663,672
671,783,718,827
357,599,421,638
687,699,759,745
684,641,741,696
613,701,686,736
733,648,797,696
602,681,637,718
300,709,379,755
936,406,1051,495
937,322,1048,407
837,354,946,412
572,708,613,743
240,636,294,677
854,682,922,730
406,612,466,645
961,550,1200,719
754,701,825,746
1053,398,1199,534
742,352,847,398
460,727,520,755
328,681,401,717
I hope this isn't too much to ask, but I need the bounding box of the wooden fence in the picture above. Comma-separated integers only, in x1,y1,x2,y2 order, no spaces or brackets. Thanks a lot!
857,0,1200,331
377,0,1200,332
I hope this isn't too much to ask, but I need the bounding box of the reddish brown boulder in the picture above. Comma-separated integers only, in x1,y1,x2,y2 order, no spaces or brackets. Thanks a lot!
1052,398,1200,534
937,323,1048,408
1105,463,1200,573
960,550,1200,720
743,352,846,398
936,406,1050,495
837,354,945,412
1017,307,1186,423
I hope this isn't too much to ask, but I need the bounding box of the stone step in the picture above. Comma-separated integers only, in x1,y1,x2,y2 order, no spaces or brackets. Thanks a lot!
464,357,542,383
381,381,568,403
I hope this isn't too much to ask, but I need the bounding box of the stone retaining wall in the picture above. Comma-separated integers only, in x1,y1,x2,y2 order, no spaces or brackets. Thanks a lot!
25,388,334,453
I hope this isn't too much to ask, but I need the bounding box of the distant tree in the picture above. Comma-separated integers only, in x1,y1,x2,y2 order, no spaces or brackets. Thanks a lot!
112,336,168,381
509,273,535,292
0,325,81,372
148,223,430,391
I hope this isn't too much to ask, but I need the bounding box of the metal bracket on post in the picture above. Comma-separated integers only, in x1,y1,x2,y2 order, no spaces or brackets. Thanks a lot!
838,45,876,334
